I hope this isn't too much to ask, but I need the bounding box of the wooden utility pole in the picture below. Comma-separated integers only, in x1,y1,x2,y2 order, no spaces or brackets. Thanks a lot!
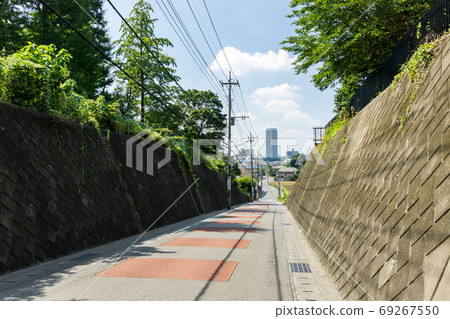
256,159,260,199
248,133,257,201
277,171,281,198
221,72,239,209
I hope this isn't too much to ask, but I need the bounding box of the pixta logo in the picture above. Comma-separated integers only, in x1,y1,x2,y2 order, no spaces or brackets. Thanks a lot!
126,131,224,175
126,130,171,176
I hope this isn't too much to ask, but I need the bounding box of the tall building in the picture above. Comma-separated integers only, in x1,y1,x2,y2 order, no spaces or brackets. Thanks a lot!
286,148,299,158
266,128,278,158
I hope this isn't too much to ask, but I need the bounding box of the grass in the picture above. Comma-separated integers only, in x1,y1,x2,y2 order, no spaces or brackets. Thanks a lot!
317,111,351,156
391,33,449,132
268,181,291,204
280,181,295,191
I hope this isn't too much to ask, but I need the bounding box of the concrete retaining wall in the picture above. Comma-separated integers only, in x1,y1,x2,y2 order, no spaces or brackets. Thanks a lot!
286,37,449,300
0,102,248,275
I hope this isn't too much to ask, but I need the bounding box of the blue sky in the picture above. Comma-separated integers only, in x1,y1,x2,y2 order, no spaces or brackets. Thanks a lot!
104,0,336,157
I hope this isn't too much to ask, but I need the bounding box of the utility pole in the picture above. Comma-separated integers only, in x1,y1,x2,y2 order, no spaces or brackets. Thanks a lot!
256,159,260,200
259,154,263,190
248,133,257,202
277,171,281,198
221,72,239,209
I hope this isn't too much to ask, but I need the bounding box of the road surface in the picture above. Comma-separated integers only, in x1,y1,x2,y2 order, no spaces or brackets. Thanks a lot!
0,179,340,301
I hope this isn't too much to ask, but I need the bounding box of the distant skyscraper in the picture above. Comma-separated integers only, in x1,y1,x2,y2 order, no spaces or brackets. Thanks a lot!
286,148,299,158
266,128,278,158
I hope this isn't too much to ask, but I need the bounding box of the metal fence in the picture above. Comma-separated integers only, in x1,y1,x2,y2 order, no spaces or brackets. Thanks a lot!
327,0,449,127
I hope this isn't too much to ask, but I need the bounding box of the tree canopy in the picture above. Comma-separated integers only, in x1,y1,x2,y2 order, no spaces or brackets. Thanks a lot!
0,1,228,163
1,0,113,98
282,0,435,113
289,153,306,168
0,0,30,54
114,0,179,124
175,89,226,140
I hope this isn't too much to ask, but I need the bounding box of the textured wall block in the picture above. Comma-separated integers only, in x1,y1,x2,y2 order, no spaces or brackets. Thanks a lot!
285,36,450,301
0,101,248,275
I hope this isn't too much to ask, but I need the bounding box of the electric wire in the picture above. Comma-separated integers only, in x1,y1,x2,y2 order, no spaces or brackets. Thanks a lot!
186,0,228,79
155,0,227,102
166,0,222,84
202,0,257,137
106,0,230,139
107,0,193,102
37,0,200,132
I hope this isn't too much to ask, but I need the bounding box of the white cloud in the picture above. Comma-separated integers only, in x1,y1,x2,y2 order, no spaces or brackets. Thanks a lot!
230,83,320,157
249,84,313,123
248,83,320,127
283,109,314,122
210,47,295,76
250,83,301,101
263,99,300,114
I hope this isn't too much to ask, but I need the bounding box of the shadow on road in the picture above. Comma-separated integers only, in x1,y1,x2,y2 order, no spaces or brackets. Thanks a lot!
193,201,284,301
0,239,174,301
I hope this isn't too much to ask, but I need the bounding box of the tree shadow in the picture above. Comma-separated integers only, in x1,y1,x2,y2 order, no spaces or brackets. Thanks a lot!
0,236,174,301
193,207,283,301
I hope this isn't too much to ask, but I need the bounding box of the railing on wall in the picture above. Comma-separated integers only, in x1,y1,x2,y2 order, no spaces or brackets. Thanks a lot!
326,0,449,128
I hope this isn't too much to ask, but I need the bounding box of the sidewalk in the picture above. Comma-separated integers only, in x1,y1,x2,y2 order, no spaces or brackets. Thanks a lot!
0,182,341,301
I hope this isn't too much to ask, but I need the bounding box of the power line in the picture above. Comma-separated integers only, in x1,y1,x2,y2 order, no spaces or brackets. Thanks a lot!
203,0,235,78
186,0,227,79
237,85,258,136
107,0,187,96
166,0,222,84
155,0,227,102
36,0,198,131
106,0,228,133
157,0,254,144
232,90,251,134
202,0,257,137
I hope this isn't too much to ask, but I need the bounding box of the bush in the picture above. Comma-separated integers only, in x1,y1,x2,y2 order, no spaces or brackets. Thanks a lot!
0,43,121,131
0,43,71,109
236,176,252,197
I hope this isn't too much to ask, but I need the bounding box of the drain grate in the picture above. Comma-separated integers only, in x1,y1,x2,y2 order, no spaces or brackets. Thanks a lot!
290,262,311,273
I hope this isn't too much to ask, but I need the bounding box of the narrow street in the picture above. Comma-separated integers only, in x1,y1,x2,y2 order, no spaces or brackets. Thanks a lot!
0,181,340,301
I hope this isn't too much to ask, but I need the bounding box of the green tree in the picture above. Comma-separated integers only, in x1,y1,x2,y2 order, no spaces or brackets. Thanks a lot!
27,0,113,98
231,162,241,178
0,43,71,109
267,163,275,177
236,176,252,197
282,0,435,114
289,153,306,168
0,0,30,54
176,89,226,140
0,43,119,129
114,0,179,124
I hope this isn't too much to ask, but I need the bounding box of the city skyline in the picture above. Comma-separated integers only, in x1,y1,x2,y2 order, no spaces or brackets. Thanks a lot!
265,128,278,159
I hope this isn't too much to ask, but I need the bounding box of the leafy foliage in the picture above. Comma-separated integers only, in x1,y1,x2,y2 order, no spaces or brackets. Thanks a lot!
289,152,306,168
0,43,71,109
0,0,31,54
236,176,253,198
0,43,119,129
317,111,351,156
392,35,442,132
114,0,179,124
1,0,113,98
29,0,113,98
266,163,276,176
175,89,226,140
282,0,435,114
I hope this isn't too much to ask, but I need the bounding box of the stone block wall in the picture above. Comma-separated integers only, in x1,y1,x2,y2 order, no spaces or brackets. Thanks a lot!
0,102,248,275
286,37,449,300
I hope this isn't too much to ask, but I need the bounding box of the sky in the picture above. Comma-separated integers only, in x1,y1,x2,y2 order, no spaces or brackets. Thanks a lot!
102,0,336,158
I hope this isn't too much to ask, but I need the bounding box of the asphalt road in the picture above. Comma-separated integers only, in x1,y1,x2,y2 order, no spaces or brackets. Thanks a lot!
0,179,340,301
